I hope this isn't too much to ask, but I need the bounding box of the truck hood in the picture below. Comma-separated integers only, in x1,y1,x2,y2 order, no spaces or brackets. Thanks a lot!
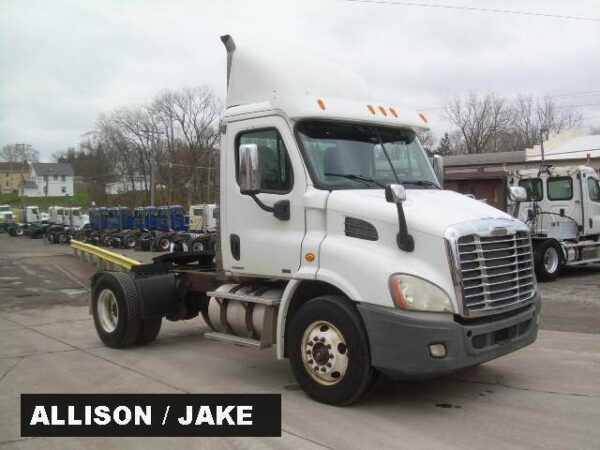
327,189,517,237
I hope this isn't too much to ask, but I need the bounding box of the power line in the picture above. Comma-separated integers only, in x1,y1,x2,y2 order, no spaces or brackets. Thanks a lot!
343,0,600,22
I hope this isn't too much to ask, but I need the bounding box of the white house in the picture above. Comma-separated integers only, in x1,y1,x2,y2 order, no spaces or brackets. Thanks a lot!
25,163,75,197
105,176,150,195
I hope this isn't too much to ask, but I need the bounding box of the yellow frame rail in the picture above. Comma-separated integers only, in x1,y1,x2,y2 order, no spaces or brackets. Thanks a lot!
70,240,141,272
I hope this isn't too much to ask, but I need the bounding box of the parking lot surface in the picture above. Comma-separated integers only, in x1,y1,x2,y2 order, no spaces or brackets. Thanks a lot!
1,234,599,449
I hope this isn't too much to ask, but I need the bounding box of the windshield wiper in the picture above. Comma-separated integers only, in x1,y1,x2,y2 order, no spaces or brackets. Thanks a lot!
324,173,386,188
400,180,440,189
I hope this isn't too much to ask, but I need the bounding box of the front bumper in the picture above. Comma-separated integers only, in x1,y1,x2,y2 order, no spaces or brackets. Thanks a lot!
357,293,540,379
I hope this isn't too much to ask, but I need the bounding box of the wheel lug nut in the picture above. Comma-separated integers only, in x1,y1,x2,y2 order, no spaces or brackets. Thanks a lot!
327,344,331,349
307,350,311,355
308,359,313,364
326,362,332,368
329,354,334,359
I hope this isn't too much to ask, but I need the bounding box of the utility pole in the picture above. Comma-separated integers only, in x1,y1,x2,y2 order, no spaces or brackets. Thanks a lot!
150,161,156,206
540,126,549,163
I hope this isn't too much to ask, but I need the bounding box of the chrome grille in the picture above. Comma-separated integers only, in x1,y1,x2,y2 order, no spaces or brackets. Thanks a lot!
458,231,536,315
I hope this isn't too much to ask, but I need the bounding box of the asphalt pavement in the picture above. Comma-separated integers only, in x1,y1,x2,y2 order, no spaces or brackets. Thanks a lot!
1,234,599,449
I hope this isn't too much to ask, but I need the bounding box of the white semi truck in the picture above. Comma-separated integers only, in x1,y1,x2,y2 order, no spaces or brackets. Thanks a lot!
189,203,217,232
89,36,540,405
508,164,600,280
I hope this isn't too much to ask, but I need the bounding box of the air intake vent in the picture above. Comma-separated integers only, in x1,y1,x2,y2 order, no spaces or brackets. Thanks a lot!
345,217,378,241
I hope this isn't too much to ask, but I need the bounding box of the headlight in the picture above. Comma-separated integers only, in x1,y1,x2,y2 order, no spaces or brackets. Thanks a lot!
389,274,454,313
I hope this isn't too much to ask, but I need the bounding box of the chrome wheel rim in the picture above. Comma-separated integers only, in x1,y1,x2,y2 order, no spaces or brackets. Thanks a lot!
192,241,204,252
97,289,119,333
544,247,559,273
301,320,349,386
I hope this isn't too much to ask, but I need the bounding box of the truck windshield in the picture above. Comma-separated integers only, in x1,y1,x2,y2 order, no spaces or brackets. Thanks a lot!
296,120,439,190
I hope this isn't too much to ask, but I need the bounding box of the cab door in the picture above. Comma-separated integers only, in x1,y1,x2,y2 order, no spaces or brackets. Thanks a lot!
221,116,306,278
583,173,600,235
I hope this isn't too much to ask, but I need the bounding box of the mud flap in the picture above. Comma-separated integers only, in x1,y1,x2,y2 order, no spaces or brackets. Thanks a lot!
134,273,180,318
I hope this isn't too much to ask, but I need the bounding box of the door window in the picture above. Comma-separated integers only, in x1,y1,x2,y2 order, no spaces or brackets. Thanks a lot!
518,178,543,201
588,177,600,202
236,129,294,193
547,177,573,201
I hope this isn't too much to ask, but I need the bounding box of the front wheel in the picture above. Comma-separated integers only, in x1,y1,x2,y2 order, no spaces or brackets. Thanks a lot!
534,239,563,281
287,295,377,406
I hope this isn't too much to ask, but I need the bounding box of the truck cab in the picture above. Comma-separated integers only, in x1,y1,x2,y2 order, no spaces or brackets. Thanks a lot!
62,207,85,229
189,204,217,232
89,36,540,406
48,206,64,225
508,165,600,279
106,207,133,231
156,205,187,231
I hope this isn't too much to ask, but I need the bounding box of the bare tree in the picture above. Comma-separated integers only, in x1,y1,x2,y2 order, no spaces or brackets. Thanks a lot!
1,144,39,162
443,92,511,154
416,130,436,156
81,86,223,207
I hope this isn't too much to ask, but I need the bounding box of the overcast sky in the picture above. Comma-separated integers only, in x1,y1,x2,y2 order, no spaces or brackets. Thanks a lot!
1,0,599,160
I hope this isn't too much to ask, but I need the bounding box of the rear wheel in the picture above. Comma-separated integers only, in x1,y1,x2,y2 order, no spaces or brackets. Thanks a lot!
157,236,171,251
124,233,137,249
534,239,563,281
92,272,142,348
191,238,205,252
287,295,377,405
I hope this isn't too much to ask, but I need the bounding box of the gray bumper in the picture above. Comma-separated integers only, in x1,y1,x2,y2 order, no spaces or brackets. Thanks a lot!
357,294,540,379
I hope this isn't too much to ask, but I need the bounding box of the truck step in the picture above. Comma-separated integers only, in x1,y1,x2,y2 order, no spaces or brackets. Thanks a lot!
206,290,281,306
566,257,600,266
204,332,266,349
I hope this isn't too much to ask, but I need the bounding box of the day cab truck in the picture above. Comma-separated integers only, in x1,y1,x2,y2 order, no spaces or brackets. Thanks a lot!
190,203,217,233
8,206,41,236
508,164,600,280
88,36,540,405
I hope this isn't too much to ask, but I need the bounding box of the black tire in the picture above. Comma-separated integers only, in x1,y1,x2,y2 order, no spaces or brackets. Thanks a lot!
287,295,377,406
534,239,564,282
13,227,24,237
135,317,162,345
45,233,54,244
59,233,70,244
191,238,205,252
124,233,137,249
92,272,142,348
157,236,171,251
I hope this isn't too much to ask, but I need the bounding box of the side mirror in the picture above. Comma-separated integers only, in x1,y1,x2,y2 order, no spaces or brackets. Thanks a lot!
385,184,407,203
509,186,527,202
385,183,414,252
238,144,260,195
432,155,444,186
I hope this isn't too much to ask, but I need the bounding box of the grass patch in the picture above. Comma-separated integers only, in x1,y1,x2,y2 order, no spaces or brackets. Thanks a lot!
0,191,91,209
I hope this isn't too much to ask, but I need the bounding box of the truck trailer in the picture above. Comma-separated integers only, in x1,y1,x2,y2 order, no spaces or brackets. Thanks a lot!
87,36,540,405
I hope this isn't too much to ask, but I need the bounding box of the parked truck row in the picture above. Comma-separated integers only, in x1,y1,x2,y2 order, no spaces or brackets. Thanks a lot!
3,203,217,253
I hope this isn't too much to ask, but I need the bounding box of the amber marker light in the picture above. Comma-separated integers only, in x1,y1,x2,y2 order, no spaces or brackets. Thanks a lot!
378,106,388,116
305,252,316,262
389,107,398,118
419,113,428,123
367,104,376,114
317,98,326,110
